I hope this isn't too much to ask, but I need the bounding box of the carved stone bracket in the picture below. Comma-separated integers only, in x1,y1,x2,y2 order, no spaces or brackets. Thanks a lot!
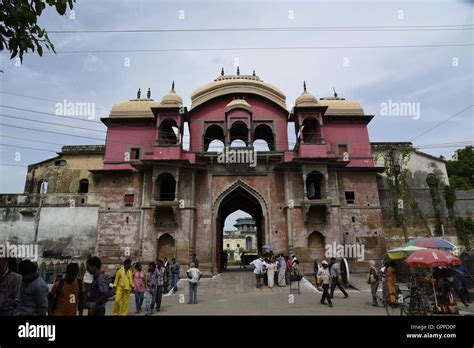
302,204,310,224
172,206,179,225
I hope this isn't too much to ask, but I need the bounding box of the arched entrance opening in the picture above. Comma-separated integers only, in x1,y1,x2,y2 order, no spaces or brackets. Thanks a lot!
157,233,175,260
215,185,266,272
308,230,325,261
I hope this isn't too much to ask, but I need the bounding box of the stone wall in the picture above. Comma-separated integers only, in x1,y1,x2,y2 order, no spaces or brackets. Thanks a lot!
0,203,99,262
455,189,474,218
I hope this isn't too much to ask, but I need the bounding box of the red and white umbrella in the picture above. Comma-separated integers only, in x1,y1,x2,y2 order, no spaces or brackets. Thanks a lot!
404,249,462,268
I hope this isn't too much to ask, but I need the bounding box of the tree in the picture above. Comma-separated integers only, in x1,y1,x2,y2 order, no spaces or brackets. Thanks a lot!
446,146,474,190
0,0,75,64
455,217,474,250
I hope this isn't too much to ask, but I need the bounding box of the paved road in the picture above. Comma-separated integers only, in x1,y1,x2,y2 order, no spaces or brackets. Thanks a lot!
105,270,474,316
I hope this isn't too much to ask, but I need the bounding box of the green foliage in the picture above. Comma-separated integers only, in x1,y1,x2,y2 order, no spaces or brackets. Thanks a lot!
454,217,474,250
426,174,442,235
0,0,75,63
443,184,456,222
381,146,412,227
446,146,474,190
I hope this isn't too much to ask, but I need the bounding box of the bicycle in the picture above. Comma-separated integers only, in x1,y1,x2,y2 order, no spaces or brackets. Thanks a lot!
401,285,433,316
384,288,405,316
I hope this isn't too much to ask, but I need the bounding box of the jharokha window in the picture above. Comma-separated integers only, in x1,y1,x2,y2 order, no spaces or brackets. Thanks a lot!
306,171,324,199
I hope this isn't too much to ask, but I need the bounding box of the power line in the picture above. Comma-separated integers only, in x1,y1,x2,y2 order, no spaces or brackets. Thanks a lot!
0,123,105,141
0,163,28,168
47,24,474,34
0,105,107,125
0,114,105,133
0,143,57,153
0,135,66,146
0,91,111,112
410,105,473,141
38,43,474,54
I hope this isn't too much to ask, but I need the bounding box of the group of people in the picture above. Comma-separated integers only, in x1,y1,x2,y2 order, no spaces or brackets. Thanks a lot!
250,253,299,288
315,257,349,308
112,257,180,316
0,253,202,316
0,256,94,316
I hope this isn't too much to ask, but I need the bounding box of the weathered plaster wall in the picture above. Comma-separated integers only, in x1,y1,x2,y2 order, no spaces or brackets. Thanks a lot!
0,206,98,260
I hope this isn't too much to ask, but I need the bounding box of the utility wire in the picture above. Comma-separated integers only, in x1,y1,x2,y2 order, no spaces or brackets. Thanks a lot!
38,43,474,54
410,105,473,141
47,24,474,34
0,91,111,112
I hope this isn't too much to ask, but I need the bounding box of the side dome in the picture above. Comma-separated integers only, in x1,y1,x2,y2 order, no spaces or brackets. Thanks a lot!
295,82,318,107
161,81,183,107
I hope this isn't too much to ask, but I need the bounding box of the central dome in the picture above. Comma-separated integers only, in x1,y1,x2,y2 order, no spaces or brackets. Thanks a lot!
190,71,286,111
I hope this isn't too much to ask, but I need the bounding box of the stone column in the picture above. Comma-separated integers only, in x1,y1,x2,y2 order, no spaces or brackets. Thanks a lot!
284,170,293,254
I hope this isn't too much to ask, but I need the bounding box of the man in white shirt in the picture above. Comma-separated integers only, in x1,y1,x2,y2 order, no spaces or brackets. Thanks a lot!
317,260,333,307
250,256,263,288
186,263,202,304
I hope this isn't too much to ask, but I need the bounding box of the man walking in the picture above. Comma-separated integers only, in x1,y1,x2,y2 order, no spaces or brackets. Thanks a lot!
86,256,111,316
0,258,21,316
170,258,180,293
250,255,263,288
113,258,133,316
186,262,202,304
145,262,157,316
163,257,169,292
240,252,245,269
317,260,333,307
329,257,348,299
367,260,380,306
155,260,165,311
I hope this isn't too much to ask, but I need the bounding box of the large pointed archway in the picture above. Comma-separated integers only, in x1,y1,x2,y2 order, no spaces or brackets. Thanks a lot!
212,181,268,273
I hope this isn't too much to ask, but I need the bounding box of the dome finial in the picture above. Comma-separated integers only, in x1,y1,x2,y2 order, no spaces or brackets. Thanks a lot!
333,87,338,98
137,88,141,99
221,67,224,76
236,66,240,76
253,70,256,76
171,81,175,92
303,81,307,92
147,88,151,99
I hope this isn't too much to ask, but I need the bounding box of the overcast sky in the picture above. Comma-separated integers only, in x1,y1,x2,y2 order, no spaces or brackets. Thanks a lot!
0,0,472,229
